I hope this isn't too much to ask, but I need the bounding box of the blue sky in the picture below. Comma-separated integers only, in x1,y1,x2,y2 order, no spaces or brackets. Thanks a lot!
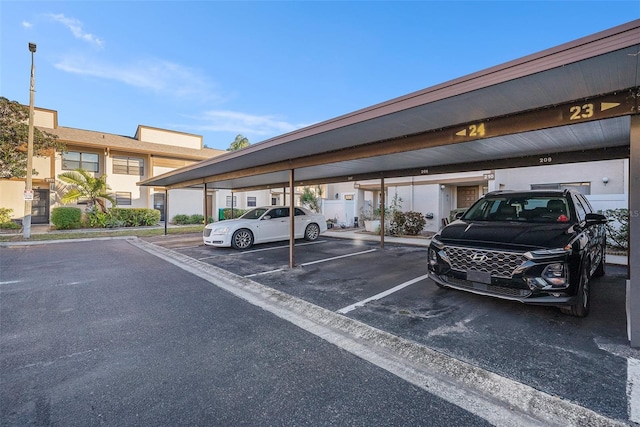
1,1,638,150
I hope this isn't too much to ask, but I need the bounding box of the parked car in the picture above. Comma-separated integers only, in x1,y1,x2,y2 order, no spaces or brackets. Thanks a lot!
427,190,607,317
203,206,327,249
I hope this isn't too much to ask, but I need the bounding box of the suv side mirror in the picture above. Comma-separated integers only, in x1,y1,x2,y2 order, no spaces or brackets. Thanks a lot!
585,213,607,225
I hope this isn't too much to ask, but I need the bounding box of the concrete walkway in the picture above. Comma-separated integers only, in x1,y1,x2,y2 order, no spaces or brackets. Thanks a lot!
8,223,628,266
326,227,629,266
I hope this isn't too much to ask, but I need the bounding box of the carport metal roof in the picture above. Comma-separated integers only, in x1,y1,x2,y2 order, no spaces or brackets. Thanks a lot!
139,20,640,191
139,20,640,348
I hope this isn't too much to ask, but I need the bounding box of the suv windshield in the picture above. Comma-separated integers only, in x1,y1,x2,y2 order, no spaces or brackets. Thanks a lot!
463,196,571,223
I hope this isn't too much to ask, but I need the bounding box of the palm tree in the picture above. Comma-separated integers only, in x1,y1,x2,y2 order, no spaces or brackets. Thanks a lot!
227,134,250,151
57,168,116,213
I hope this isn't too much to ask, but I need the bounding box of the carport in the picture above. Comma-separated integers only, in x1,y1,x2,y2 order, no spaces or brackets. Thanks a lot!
139,21,640,345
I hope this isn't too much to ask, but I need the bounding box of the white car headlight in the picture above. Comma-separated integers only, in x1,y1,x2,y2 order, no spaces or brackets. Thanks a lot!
211,227,228,235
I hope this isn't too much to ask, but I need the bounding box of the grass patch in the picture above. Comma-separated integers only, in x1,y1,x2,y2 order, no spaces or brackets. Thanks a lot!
0,225,204,243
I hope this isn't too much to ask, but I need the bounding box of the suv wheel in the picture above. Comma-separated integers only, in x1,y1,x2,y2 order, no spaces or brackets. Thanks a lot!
561,261,590,317
593,243,606,277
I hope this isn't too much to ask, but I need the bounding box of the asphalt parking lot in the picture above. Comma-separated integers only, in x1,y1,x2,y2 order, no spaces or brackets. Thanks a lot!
144,231,638,424
2,231,638,425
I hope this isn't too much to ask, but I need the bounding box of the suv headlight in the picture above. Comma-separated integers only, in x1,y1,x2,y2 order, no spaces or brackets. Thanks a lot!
430,236,444,249
524,245,571,260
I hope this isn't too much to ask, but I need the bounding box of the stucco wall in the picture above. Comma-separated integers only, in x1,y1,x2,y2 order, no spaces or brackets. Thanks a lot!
0,181,28,220
493,160,626,194
138,127,201,150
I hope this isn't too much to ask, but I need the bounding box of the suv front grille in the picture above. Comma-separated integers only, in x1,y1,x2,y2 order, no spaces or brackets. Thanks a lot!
444,276,532,298
444,246,527,279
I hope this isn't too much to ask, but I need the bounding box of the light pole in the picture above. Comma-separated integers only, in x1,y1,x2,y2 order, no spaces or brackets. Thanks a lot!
23,42,36,238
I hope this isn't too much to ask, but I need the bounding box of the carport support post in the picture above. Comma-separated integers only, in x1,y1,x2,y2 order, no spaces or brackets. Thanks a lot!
380,177,385,249
203,183,207,224
164,189,168,236
629,115,640,347
289,169,295,268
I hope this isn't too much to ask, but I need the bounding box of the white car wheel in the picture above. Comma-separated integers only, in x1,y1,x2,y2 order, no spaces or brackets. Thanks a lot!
231,229,254,249
304,223,320,241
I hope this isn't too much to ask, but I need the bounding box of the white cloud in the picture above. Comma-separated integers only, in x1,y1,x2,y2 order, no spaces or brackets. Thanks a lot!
54,55,221,102
22,21,32,29
193,110,310,136
46,13,104,48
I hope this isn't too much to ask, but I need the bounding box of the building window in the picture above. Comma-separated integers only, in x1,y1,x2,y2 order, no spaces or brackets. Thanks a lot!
247,197,257,207
62,151,99,172
115,192,132,206
226,196,237,207
271,197,278,206
531,182,591,195
113,156,144,176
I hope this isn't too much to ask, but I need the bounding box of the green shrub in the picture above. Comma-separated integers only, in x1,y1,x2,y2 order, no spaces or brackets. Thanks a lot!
388,211,406,236
0,207,13,224
172,214,190,225
0,221,20,230
402,211,427,235
0,208,20,229
85,208,125,228
51,207,82,230
388,211,426,236
110,208,161,227
222,208,246,220
189,214,204,224
171,214,205,225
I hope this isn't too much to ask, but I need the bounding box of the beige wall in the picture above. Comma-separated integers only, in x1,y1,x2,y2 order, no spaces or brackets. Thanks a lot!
138,126,202,150
33,155,52,178
0,181,28,219
34,109,55,128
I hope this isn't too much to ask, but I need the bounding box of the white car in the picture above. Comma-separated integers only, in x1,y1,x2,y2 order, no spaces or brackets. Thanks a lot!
203,206,327,249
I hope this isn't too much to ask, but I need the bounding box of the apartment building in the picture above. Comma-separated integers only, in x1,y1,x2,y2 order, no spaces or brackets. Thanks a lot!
0,106,228,224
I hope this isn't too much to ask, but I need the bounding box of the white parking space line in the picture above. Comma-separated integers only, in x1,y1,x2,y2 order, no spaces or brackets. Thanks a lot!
300,249,377,266
244,248,377,278
337,273,430,314
245,269,285,278
198,240,327,260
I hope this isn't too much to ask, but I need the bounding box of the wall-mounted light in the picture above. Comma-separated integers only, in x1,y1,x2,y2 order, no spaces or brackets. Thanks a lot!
440,184,446,190
602,177,609,186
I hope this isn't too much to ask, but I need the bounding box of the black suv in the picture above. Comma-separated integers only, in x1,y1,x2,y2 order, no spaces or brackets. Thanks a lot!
427,189,607,317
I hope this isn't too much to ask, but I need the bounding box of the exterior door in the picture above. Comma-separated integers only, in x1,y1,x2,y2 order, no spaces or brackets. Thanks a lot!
457,186,478,209
31,189,50,224
153,193,165,221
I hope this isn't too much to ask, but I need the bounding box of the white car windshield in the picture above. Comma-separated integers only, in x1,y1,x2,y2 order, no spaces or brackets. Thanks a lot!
240,208,269,219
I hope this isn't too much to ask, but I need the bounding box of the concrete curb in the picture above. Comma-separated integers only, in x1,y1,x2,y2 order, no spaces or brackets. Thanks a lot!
129,237,630,427
0,235,136,247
